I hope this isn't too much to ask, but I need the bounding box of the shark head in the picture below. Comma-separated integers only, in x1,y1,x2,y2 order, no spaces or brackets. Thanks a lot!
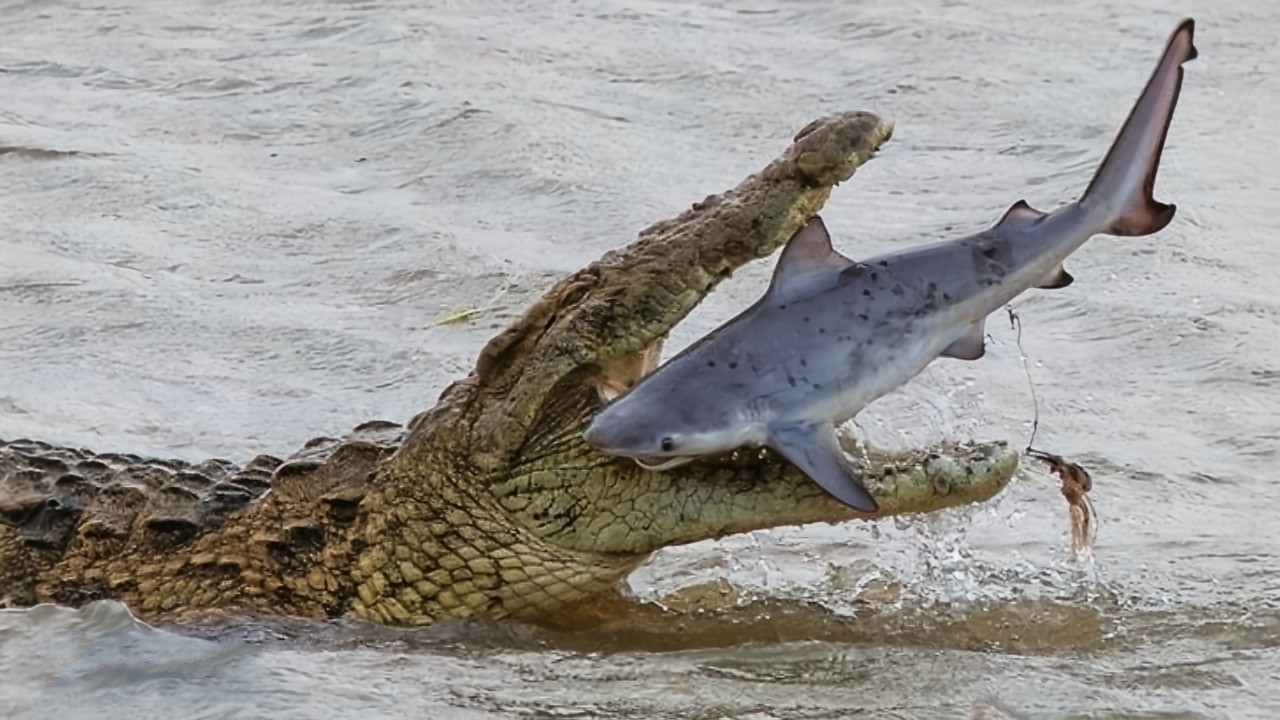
582,386,753,468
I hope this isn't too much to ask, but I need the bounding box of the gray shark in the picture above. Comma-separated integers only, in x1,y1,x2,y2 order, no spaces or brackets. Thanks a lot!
583,19,1198,513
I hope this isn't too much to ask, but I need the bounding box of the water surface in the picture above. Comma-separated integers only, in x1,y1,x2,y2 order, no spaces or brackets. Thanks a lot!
1,0,1277,717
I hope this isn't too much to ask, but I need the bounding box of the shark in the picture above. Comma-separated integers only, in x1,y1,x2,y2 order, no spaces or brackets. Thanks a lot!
582,18,1198,513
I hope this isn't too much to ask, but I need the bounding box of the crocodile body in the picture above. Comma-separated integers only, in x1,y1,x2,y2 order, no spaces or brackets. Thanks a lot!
0,112,1019,626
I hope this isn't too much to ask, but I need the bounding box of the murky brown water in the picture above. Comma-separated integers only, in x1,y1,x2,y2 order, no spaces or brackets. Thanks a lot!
1,0,1277,717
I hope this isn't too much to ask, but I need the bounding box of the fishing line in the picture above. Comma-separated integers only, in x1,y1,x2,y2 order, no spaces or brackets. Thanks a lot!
1004,303,1098,557
1004,304,1040,452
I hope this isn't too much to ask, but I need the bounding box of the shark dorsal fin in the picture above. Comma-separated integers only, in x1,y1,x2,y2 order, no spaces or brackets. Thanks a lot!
995,199,1048,229
765,216,855,305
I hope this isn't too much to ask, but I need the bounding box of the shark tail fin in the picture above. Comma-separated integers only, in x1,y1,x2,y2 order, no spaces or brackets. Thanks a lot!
1080,18,1197,237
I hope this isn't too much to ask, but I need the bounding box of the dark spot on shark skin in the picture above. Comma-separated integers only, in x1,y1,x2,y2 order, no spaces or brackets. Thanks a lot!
982,246,998,259
751,363,759,373
870,272,879,282
778,305,787,310
892,285,905,296
787,375,797,387
818,328,826,334
943,293,951,302
803,316,810,322
858,313,869,321
813,383,822,390
707,361,716,368
877,260,889,268
799,358,807,367
863,289,873,298
728,362,738,369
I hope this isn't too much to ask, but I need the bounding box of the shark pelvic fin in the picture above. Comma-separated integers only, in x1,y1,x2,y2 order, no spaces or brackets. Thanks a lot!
941,320,987,361
765,216,856,305
1036,264,1075,290
767,422,879,512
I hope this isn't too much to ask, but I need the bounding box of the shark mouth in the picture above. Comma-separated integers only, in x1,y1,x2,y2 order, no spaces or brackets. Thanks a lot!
631,455,698,472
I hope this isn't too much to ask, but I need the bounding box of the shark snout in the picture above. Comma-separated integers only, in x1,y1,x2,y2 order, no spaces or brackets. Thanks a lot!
582,418,608,449
583,402,664,456
583,406,630,452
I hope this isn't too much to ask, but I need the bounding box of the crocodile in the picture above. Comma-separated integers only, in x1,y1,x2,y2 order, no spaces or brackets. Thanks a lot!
0,111,1019,627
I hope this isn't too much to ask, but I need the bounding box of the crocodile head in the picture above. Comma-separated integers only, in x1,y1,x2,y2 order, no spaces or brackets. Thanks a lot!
351,111,1018,624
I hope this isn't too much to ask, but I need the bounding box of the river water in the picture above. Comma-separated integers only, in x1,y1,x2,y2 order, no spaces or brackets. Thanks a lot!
1,0,1276,717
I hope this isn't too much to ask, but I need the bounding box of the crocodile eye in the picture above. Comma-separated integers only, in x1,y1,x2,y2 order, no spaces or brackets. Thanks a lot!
660,437,675,452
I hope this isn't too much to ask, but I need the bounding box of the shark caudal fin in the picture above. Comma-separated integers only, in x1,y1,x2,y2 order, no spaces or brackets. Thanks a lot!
1080,18,1197,237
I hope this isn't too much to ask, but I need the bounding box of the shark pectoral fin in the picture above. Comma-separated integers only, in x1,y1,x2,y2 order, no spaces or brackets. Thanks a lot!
765,216,856,304
941,320,987,361
1036,264,1075,290
768,422,879,513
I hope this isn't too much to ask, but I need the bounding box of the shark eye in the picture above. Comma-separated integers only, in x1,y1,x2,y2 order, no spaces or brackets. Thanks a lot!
660,437,675,452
